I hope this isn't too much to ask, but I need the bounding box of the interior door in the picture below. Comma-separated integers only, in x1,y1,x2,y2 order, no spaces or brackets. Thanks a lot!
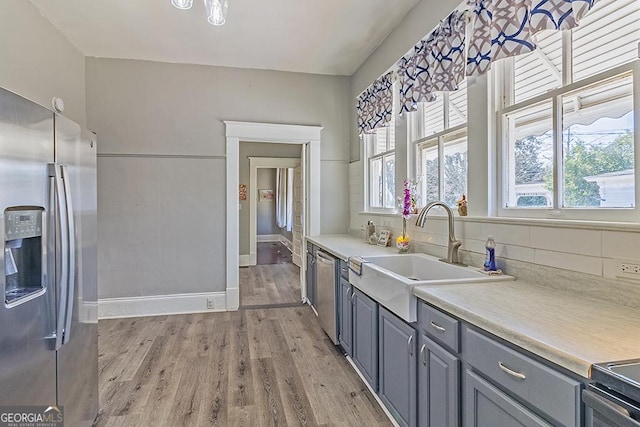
54,116,98,426
292,164,303,267
0,87,57,406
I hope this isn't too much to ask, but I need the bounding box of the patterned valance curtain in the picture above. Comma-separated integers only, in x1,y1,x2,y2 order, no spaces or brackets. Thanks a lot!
467,0,599,76
397,10,467,115
356,72,394,134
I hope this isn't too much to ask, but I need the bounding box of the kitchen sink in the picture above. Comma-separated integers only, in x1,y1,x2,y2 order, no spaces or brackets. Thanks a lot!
349,253,514,322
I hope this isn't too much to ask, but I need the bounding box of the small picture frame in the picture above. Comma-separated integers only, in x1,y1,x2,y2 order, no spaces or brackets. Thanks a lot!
377,230,391,247
258,189,275,201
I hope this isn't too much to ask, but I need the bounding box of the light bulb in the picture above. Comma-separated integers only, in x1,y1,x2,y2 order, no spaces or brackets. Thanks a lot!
204,0,228,26
171,0,193,10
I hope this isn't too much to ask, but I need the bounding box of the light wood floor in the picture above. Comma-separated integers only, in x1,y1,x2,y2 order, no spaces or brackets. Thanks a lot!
257,242,293,265
95,305,391,426
240,262,301,308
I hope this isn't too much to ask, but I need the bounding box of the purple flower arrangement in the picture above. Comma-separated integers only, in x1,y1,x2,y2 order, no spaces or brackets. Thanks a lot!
397,178,419,245
401,180,412,220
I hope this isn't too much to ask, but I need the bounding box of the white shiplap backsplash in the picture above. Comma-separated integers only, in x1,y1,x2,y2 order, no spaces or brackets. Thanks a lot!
349,161,640,307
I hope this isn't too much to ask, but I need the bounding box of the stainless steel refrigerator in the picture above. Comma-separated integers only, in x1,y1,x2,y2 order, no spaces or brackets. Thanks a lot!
0,87,98,426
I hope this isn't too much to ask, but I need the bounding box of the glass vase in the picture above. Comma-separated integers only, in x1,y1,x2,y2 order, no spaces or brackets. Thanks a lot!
396,218,410,253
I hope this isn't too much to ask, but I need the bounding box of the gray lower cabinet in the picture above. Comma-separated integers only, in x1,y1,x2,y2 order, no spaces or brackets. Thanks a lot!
352,288,378,391
378,307,417,427
418,333,459,427
464,369,552,427
338,278,353,357
465,327,581,427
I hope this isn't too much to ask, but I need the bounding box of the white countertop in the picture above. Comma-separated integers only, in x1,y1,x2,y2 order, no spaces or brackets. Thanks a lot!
307,234,397,260
308,234,640,379
413,282,640,378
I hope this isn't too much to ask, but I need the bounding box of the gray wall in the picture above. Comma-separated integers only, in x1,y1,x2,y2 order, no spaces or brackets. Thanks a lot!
238,143,301,255
87,58,350,299
0,1,86,126
256,169,278,236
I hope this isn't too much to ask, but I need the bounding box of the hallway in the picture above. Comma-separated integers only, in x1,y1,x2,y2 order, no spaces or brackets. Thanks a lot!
240,242,301,308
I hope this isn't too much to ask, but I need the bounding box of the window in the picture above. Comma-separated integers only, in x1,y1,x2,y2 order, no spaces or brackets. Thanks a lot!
414,79,468,208
499,0,639,220
366,104,396,210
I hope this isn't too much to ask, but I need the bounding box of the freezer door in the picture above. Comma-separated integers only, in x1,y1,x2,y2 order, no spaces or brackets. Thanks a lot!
54,116,98,426
0,88,57,405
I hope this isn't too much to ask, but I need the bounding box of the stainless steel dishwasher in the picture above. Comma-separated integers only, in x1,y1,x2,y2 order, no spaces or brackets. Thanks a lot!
316,249,338,344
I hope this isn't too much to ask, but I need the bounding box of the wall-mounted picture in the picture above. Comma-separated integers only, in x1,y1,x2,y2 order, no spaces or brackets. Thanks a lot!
239,184,247,201
258,189,275,201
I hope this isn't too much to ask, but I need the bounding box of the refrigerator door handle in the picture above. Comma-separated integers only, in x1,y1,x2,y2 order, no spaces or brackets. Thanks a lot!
60,165,75,345
48,163,69,351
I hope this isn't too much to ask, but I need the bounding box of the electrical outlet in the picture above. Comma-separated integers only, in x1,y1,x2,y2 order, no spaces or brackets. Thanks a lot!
207,298,215,309
616,261,640,281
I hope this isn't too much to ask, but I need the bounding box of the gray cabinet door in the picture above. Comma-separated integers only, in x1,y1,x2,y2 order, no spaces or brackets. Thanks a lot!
464,369,552,427
379,307,417,427
338,278,353,356
353,288,378,391
418,334,459,427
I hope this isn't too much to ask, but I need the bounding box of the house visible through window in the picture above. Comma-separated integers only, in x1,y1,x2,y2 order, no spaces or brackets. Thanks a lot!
414,78,468,208
499,0,639,220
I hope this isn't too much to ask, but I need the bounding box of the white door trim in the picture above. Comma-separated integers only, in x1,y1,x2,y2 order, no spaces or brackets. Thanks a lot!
248,157,301,267
225,121,322,311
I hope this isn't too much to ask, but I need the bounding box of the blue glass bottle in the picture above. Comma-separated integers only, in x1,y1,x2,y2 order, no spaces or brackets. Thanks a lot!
484,236,497,271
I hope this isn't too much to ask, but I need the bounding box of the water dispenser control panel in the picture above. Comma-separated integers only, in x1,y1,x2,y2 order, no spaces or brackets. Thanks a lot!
5,210,42,240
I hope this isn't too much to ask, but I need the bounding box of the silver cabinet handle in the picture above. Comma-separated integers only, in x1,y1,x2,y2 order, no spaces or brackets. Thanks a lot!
407,335,414,356
349,289,355,302
430,321,446,333
498,361,526,380
420,344,427,366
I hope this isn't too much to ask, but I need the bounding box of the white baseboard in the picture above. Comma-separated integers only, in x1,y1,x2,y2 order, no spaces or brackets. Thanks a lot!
279,234,293,252
98,291,227,319
239,254,257,266
80,302,98,323
257,234,281,242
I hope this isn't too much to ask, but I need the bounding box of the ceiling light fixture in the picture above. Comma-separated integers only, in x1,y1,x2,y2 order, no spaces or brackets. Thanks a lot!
171,0,193,10
171,0,228,26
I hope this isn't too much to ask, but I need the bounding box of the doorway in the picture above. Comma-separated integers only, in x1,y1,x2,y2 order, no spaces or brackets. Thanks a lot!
225,121,322,311
240,153,302,308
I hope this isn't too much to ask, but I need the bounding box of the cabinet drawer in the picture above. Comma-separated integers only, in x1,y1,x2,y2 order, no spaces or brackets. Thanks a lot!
465,328,581,427
418,302,459,353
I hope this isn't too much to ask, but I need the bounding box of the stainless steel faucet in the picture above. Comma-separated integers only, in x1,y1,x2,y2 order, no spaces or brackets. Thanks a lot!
415,201,463,265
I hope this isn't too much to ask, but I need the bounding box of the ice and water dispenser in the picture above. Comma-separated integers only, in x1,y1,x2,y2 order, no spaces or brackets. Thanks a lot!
4,208,45,306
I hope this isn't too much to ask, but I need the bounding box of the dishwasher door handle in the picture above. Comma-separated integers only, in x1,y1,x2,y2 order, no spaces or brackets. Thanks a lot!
583,389,640,427
316,251,334,264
